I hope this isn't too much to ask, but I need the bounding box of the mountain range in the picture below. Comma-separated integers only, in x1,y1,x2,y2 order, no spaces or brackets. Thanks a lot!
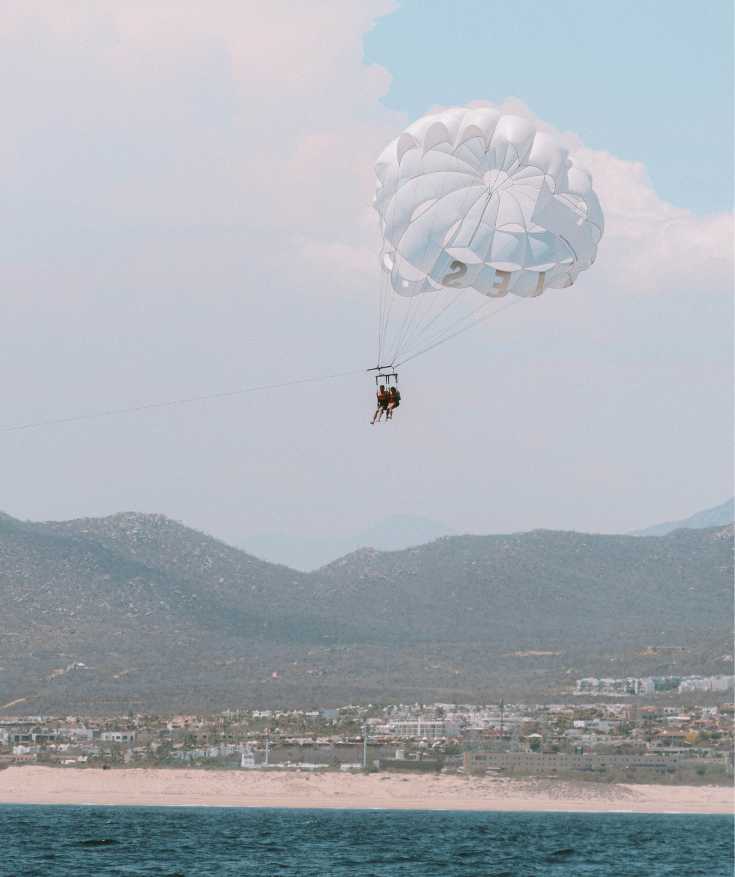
246,500,734,570
1,510,732,714
631,498,734,537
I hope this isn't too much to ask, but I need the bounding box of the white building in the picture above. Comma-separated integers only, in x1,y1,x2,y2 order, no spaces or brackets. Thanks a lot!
575,677,654,696
679,675,735,693
100,731,136,744
387,719,449,739
240,748,256,769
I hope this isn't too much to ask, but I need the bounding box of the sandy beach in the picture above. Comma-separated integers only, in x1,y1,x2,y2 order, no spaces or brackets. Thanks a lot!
0,767,731,814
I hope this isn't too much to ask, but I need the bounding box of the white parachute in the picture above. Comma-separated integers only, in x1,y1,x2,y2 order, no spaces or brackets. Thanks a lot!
372,106,604,366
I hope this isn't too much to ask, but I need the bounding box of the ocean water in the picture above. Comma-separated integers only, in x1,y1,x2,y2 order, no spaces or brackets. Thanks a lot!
0,806,731,877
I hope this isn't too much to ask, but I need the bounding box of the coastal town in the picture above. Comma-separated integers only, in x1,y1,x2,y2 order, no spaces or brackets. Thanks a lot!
2,692,733,785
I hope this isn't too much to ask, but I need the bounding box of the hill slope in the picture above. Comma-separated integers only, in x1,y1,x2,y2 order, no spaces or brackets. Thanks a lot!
312,528,732,649
0,512,731,713
632,498,734,537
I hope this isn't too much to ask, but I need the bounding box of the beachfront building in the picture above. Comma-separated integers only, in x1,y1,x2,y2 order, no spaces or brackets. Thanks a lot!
382,718,461,739
100,731,136,744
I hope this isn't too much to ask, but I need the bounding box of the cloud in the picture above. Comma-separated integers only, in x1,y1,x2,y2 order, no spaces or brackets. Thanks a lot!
576,149,733,294
0,0,399,231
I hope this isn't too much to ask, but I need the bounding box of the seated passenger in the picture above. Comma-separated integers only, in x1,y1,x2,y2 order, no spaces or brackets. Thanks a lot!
386,386,401,419
371,384,388,424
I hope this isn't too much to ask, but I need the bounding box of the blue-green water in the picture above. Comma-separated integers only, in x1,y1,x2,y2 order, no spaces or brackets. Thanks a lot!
0,806,731,876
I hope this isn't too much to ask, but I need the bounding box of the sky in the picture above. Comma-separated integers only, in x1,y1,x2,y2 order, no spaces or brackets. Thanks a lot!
1,0,732,568
365,0,734,213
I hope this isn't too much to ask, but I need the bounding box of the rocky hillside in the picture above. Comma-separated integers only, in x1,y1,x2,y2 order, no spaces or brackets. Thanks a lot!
0,512,731,713
312,527,733,649
43,512,350,642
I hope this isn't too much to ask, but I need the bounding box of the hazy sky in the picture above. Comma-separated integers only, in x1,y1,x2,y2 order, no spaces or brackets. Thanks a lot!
1,1,732,566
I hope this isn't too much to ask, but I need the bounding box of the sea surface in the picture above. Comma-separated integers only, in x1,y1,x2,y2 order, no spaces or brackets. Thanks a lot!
0,805,732,876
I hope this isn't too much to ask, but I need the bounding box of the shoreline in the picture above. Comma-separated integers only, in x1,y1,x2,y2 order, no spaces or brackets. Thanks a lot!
0,767,732,814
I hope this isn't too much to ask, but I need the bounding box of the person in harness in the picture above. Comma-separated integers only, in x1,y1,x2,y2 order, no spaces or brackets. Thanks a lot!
386,385,401,419
371,384,389,424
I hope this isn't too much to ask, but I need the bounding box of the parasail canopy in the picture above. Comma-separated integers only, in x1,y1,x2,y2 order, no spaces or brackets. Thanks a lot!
370,107,605,368
374,107,604,302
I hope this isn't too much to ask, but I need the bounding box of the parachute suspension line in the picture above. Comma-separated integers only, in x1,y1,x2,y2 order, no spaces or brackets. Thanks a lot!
377,253,388,364
389,292,423,366
0,368,365,434
400,286,525,363
394,256,434,361
404,288,441,342
376,265,392,366
395,297,525,368
389,284,460,366
378,165,446,365
381,273,396,365
391,278,439,364
376,265,383,363
376,177,404,367
400,290,499,359
409,286,467,345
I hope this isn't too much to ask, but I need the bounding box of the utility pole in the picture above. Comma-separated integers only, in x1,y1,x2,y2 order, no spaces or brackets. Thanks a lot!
499,698,505,748
362,722,368,770
265,728,271,767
